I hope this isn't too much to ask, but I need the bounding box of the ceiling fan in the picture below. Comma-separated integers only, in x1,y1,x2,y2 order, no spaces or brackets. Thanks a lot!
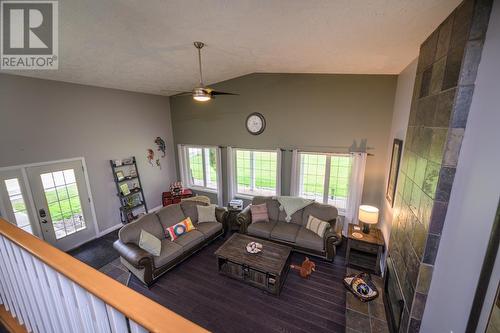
165,42,238,102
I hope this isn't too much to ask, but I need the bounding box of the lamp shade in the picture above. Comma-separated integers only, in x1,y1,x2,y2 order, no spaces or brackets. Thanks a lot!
358,205,379,225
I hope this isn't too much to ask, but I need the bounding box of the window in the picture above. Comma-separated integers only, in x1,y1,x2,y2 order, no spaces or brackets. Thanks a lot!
4,178,33,234
232,148,280,197
179,145,219,191
296,152,352,213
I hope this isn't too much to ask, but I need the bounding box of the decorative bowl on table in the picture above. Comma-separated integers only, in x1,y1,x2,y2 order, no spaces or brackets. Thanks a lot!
246,241,263,254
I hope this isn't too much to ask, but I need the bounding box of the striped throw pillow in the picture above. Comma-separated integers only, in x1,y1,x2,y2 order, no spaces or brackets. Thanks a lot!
306,215,330,238
165,217,196,241
250,203,269,223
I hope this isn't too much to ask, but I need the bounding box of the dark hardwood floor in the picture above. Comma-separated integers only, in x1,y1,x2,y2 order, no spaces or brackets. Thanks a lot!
127,237,347,333
76,229,390,332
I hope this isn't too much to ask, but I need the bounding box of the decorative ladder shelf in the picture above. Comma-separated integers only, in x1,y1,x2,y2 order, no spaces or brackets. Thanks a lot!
110,156,148,223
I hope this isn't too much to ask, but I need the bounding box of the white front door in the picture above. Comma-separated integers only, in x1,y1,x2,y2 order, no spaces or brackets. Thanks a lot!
0,169,39,236
26,160,96,251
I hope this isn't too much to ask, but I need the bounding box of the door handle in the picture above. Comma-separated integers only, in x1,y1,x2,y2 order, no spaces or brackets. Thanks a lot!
41,219,48,224
39,208,46,218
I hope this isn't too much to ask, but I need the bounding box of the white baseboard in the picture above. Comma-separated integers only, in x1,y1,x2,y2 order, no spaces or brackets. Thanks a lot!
97,223,123,237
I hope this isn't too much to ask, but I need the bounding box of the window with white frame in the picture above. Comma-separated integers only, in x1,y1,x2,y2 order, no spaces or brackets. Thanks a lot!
179,146,219,191
296,152,352,213
232,148,280,197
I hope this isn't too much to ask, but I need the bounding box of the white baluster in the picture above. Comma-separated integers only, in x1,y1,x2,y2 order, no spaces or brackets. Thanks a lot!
129,320,148,333
73,283,98,332
0,237,13,313
0,236,29,329
89,293,112,333
106,305,128,333
20,250,55,333
32,257,64,332
0,235,20,321
11,244,45,333
57,272,84,332
42,265,71,332
4,238,39,333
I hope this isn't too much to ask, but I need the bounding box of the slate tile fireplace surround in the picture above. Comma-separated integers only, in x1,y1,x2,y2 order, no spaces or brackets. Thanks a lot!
387,0,493,332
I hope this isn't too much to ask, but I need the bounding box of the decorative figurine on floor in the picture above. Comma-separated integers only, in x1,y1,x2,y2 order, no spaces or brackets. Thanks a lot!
290,257,316,278
155,137,167,157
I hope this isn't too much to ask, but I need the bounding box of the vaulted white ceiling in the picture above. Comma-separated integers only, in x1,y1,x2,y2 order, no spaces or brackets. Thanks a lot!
2,0,461,95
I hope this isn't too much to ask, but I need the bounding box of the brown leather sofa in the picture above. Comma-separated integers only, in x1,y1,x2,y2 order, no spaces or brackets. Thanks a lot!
114,201,227,286
237,196,342,261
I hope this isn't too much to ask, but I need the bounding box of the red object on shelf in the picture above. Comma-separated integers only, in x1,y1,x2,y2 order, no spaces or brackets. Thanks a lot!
162,189,194,206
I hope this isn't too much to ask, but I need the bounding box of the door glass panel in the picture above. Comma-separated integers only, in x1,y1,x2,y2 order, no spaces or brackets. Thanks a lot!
40,169,86,240
4,178,33,234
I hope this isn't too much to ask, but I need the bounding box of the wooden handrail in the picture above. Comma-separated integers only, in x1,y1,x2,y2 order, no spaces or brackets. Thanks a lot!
0,218,208,333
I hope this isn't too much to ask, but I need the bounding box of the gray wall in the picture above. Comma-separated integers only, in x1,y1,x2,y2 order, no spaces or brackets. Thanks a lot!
421,0,500,330
378,58,417,270
0,74,176,233
170,73,397,207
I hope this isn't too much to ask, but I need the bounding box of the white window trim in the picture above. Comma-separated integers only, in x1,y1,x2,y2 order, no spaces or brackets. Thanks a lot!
178,145,222,200
230,147,282,199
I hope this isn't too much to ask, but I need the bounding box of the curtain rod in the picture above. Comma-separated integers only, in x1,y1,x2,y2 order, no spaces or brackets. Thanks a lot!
215,145,375,156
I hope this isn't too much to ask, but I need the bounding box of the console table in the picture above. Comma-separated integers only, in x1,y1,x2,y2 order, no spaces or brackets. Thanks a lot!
162,189,194,206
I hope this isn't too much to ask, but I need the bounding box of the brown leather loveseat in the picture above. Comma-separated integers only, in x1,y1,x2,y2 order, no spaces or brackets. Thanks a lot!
114,201,227,286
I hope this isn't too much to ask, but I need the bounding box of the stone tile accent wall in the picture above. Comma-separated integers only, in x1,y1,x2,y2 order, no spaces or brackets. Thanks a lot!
388,0,493,332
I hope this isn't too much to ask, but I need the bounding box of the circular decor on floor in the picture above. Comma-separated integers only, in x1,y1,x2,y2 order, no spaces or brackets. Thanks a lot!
343,272,379,302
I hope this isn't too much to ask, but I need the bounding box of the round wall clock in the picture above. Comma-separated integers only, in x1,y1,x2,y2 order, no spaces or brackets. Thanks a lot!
246,112,266,135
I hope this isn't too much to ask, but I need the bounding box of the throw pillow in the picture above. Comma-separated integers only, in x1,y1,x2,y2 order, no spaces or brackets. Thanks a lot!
197,204,216,223
250,203,269,223
306,215,330,238
165,217,196,241
138,230,161,256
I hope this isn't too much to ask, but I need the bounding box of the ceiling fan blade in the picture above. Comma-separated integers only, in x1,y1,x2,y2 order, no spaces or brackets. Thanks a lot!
210,91,239,96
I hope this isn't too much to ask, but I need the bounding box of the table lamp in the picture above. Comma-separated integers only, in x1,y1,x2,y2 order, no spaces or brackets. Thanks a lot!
358,205,379,233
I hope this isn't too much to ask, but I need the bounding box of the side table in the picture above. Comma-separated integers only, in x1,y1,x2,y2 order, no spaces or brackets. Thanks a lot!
226,207,242,234
346,223,385,275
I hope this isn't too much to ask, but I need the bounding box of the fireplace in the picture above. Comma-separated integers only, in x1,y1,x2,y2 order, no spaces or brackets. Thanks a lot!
385,257,405,332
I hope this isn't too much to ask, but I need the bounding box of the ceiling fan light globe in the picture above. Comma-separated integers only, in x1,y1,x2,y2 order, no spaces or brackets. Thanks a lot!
193,87,211,102
193,95,211,102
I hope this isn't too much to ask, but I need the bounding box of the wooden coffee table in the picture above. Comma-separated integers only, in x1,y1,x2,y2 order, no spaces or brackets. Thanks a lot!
215,233,292,295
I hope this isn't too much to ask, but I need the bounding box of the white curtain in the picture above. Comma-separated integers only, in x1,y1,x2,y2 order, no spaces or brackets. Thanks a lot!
226,146,235,201
344,152,367,235
177,144,188,185
276,148,283,196
215,146,223,207
290,149,300,196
